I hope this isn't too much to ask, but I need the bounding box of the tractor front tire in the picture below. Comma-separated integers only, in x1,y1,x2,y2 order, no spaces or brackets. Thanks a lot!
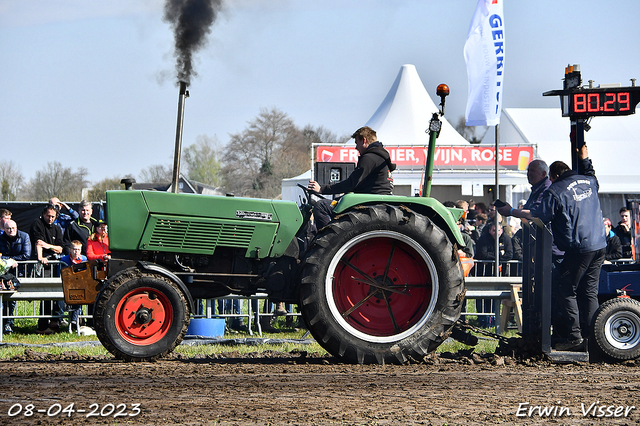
94,269,190,362
300,204,465,364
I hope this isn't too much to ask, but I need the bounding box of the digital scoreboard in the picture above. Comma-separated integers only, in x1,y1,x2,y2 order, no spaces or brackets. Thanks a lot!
569,88,639,118
543,65,640,118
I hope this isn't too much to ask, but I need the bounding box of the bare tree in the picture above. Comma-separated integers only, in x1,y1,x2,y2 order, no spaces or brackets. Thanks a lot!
273,125,312,185
23,161,89,201
453,116,486,144
301,125,347,145
0,160,24,201
299,124,351,164
223,130,262,197
139,164,172,183
182,135,222,187
222,107,308,199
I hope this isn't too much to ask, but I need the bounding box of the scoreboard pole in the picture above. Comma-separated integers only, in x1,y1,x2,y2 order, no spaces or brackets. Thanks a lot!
569,119,586,171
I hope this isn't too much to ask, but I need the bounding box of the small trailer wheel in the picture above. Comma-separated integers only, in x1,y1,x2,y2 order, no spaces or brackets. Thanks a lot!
593,297,640,361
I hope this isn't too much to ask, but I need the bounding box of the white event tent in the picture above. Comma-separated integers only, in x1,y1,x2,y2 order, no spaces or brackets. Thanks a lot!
366,64,469,147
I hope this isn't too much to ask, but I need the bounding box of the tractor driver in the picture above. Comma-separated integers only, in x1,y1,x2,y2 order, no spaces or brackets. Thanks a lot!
308,126,396,229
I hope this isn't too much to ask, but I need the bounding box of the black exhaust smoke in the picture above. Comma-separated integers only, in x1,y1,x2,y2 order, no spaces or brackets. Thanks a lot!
163,0,223,85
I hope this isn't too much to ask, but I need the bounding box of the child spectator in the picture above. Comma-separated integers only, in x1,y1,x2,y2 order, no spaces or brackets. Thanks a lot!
86,220,110,262
60,240,87,327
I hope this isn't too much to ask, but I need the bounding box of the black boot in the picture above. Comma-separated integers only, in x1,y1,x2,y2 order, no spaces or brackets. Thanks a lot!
259,317,279,333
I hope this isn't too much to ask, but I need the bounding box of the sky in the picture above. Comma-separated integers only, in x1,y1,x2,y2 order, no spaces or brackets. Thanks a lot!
1,0,639,186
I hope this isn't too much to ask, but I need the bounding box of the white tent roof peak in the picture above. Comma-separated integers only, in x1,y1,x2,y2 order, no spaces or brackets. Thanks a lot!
365,64,470,146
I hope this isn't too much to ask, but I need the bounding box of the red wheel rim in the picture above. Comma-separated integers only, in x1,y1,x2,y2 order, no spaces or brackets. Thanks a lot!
330,234,434,339
115,287,173,345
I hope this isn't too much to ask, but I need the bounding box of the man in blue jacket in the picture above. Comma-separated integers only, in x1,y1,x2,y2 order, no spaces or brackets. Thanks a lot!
0,220,31,262
49,197,79,234
501,145,606,351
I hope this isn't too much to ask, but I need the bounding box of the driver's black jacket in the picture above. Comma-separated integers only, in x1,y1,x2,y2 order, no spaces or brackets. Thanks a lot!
319,142,395,195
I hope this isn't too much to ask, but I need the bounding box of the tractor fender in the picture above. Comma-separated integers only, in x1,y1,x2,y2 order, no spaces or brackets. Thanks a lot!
333,194,465,248
136,261,196,314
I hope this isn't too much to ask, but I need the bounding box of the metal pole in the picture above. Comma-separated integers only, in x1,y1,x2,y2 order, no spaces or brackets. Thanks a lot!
423,113,440,198
423,84,449,197
171,81,188,194
570,119,585,171
494,124,500,277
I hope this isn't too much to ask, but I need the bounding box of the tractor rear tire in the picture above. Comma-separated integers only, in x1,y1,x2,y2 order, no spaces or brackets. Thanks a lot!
94,269,190,362
592,297,640,361
300,204,465,364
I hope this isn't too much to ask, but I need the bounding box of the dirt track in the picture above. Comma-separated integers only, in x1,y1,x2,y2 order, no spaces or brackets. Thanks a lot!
1,350,639,425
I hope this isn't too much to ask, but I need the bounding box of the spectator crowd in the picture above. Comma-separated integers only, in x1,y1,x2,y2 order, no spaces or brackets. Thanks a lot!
0,197,108,335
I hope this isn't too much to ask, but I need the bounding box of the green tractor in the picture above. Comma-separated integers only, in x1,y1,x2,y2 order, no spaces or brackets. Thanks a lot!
64,85,469,364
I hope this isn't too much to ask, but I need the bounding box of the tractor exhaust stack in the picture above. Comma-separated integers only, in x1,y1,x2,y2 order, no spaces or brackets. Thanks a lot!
171,81,189,193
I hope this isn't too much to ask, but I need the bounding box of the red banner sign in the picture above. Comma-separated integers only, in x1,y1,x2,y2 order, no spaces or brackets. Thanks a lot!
315,145,534,170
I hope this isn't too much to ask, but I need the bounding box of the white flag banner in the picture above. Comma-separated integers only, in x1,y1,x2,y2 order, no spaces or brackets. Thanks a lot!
464,0,505,126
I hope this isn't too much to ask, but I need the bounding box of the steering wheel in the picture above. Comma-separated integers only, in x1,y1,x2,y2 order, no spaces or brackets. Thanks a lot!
297,183,325,200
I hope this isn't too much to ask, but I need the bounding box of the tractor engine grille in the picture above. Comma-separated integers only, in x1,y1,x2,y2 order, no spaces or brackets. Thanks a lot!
141,215,261,255
149,219,254,251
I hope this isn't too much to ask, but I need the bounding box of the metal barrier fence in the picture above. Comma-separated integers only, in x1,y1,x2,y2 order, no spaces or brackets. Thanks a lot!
464,259,524,330
467,259,523,278
193,295,303,336
1,260,67,340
